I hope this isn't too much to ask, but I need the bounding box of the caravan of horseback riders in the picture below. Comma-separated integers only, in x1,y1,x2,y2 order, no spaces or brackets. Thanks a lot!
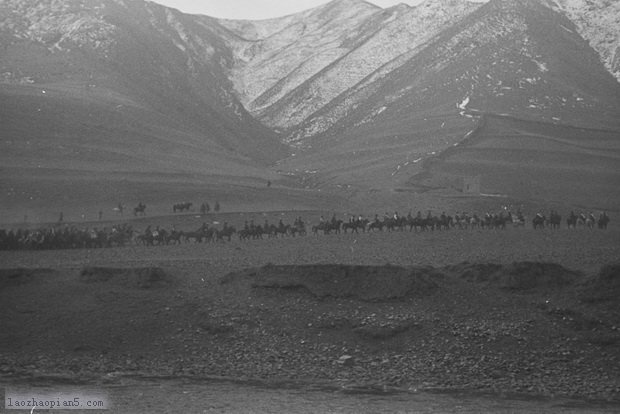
0,207,611,251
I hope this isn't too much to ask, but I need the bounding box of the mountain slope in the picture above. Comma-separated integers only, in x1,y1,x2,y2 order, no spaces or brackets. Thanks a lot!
216,0,385,130
217,0,482,133
0,0,287,163
0,0,293,221
547,0,620,82
410,113,620,209
291,0,620,141
273,0,620,209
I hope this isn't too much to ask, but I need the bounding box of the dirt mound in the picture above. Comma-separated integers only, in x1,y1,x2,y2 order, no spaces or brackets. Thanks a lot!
0,268,55,289
79,266,173,289
223,264,441,301
453,262,580,291
579,263,620,304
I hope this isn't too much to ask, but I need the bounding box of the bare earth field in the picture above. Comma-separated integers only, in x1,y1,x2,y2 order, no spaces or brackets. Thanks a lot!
1,219,619,411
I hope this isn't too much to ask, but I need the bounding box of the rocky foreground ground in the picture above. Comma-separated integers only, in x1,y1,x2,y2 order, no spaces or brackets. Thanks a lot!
0,228,619,402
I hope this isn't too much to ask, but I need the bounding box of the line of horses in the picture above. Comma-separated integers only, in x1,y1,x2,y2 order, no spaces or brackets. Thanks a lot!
136,218,307,247
533,211,610,230
0,209,610,251
134,223,237,246
124,201,217,216
0,224,135,251
127,209,613,248
313,211,523,234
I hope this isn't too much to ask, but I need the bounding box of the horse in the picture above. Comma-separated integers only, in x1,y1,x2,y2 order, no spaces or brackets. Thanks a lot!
264,224,278,238
291,221,307,237
532,214,546,230
481,213,494,229
107,226,134,247
406,216,429,232
329,220,342,234
134,203,146,216
576,213,587,227
311,224,321,235
239,225,264,241
135,232,154,246
274,223,290,237
152,228,167,245
548,211,561,230
173,202,192,213
454,214,469,230
216,226,236,242
435,214,453,231
166,230,184,245
384,217,407,232
183,228,212,243
291,218,307,236
238,228,253,241
494,214,511,230
510,213,526,228
585,214,596,229
598,213,610,230
313,220,341,235
469,215,481,229
342,221,361,234
566,212,578,229
367,220,384,232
